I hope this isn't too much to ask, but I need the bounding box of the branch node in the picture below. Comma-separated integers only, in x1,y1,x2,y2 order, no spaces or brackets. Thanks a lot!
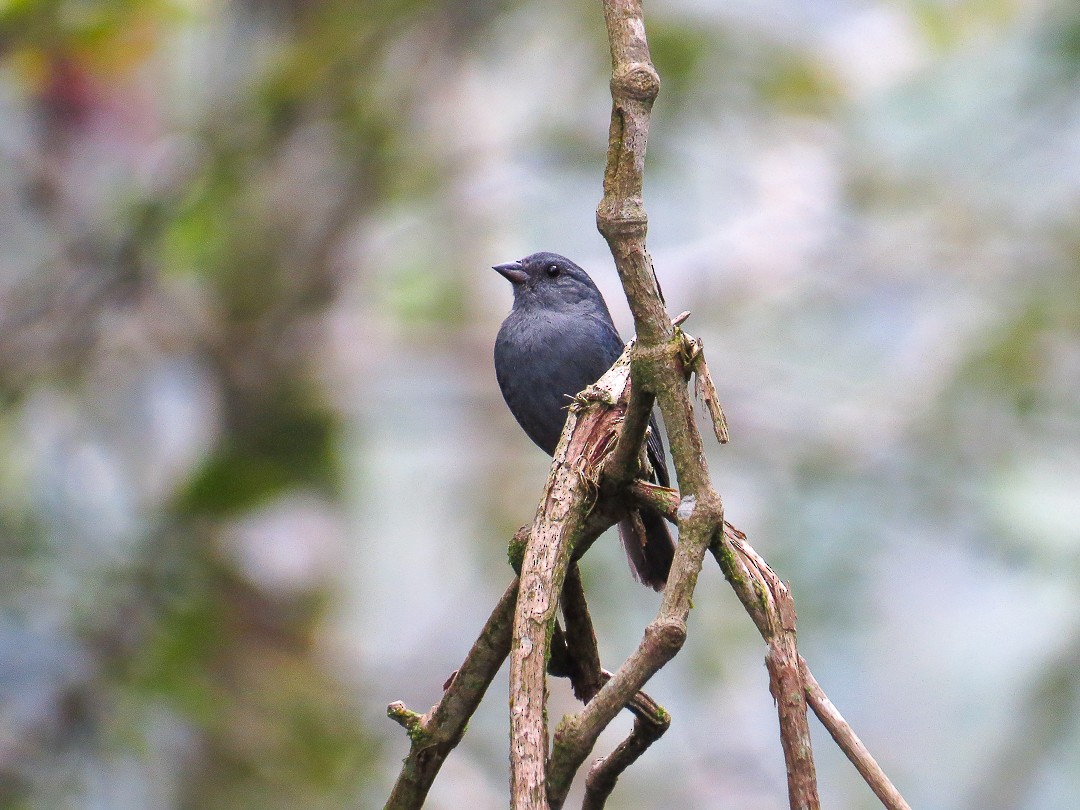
508,525,530,572
645,618,687,656
387,702,425,741
595,205,648,240
611,63,660,102
552,713,585,750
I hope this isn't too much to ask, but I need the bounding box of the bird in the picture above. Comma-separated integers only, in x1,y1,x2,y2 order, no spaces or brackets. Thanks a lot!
492,251,675,591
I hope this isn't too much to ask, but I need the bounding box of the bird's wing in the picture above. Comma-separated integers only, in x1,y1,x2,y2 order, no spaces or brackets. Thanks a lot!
646,418,670,488
586,312,630,366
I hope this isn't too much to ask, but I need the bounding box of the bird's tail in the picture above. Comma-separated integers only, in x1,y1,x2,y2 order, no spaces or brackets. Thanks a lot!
618,509,675,592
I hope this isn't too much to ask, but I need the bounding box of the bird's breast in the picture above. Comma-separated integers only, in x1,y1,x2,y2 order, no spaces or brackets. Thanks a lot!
495,309,620,455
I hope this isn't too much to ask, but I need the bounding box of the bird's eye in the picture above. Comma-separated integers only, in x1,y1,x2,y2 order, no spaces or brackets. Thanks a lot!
546,264,560,277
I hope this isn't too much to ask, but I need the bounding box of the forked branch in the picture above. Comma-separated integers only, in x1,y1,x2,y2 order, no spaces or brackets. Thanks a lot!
594,0,820,806
387,1,913,808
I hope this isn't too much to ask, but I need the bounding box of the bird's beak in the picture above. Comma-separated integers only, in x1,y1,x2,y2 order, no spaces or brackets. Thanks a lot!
493,261,528,285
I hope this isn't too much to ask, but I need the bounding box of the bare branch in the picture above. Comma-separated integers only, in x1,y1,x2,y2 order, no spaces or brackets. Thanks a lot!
595,2,820,806
396,1,909,806
544,568,671,809
681,330,730,444
630,480,911,808
581,686,670,810
385,578,519,810
509,351,640,808
555,566,671,810
801,662,913,810
764,577,819,808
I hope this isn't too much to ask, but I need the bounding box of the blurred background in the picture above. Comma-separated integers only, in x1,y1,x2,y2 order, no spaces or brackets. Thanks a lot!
1,0,1079,807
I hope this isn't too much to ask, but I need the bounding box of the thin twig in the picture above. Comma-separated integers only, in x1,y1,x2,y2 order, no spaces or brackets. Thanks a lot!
594,2,821,805
384,578,519,810
582,687,669,810
801,662,913,810
630,480,911,809
560,566,670,810
546,579,691,807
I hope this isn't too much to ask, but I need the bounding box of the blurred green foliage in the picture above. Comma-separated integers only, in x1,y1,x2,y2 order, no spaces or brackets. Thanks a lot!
1,0,1079,807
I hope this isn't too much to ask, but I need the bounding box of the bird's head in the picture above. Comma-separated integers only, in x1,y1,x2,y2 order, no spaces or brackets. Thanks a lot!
493,252,609,314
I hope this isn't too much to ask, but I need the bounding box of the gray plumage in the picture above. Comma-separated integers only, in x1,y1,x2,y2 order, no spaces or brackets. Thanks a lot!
493,252,675,590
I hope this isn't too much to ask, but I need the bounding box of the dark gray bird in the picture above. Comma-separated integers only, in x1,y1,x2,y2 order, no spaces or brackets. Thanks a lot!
493,251,675,590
